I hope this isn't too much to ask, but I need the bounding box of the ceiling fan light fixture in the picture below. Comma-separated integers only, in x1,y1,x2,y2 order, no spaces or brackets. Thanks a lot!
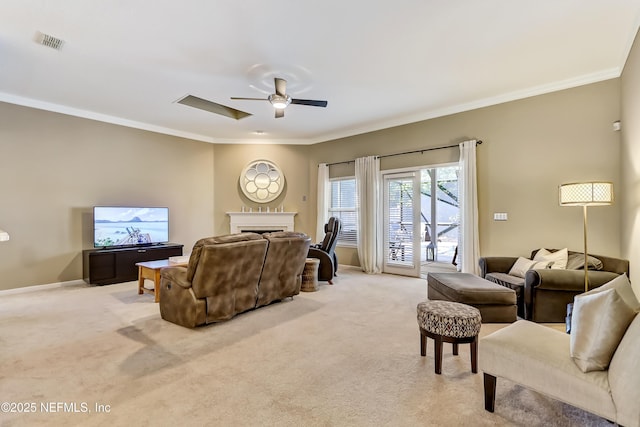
268,94,291,109
232,78,326,119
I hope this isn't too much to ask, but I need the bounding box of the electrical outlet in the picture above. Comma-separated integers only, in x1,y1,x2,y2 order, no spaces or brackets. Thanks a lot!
302,195,307,202
493,212,508,221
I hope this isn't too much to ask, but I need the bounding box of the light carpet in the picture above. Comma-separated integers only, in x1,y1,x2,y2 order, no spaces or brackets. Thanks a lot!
0,267,610,426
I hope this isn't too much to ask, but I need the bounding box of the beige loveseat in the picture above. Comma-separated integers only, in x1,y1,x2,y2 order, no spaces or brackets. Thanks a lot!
481,315,640,426
159,231,311,328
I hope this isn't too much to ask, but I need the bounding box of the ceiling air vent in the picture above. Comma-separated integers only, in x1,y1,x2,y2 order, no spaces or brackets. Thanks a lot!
176,95,252,120
36,32,65,50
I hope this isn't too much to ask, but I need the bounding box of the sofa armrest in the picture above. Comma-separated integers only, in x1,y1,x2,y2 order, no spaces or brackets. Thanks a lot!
595,254,630,275
523,270,622,321
308,247,335,280
159,266,206,328
160,266,191,289
479,257,518,278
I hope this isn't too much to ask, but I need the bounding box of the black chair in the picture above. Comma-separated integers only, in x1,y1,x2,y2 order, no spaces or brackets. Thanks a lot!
308,217,341,284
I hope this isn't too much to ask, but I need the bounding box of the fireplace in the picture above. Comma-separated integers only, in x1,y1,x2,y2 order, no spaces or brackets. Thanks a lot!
227,212,296,234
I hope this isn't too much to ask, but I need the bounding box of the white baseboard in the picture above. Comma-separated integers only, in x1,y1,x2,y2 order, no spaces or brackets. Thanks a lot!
0,279,87,296
2,264,355,295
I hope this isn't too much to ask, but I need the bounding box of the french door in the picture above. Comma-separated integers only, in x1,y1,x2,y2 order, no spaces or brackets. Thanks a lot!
383,172,421,276
382,165,460,277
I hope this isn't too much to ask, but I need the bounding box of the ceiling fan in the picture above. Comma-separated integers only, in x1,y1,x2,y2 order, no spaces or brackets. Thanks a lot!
231,77,327,118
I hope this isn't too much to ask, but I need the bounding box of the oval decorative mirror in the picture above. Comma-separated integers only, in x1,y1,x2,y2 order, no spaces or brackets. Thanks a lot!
239,159,285,203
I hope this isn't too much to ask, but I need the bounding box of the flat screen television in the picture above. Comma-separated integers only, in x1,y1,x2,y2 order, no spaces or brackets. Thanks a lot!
93,206,169,248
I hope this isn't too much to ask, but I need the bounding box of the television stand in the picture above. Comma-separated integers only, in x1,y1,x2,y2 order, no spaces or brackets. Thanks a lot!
82,243,183,285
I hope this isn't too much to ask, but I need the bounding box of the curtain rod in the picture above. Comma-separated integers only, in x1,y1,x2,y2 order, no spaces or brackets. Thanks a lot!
323,140,482,167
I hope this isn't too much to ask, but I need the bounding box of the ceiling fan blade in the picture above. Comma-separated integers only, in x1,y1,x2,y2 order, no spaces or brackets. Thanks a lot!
230,97,267,101
274,78,287,97
291,99,328,107
275,109,284,119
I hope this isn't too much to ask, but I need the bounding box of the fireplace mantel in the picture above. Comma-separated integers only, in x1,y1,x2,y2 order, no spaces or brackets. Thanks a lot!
227,212,296,234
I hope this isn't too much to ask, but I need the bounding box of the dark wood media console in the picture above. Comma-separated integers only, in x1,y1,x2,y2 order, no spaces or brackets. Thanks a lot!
83,243,183,285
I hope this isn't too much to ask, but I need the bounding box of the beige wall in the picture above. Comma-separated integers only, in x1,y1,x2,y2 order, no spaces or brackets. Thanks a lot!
0,102,215,290
621,28,640,281
212,144,314,237
309,80,622,266
0,58,629,290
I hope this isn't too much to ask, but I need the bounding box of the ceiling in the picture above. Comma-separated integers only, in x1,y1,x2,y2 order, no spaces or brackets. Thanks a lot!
1,1,639,145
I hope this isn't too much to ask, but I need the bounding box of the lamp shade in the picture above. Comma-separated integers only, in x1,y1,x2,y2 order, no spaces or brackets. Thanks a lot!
0,229,9,242
559,182,614,206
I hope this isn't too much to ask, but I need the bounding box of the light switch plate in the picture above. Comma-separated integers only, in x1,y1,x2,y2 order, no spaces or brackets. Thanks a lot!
493,212,508,221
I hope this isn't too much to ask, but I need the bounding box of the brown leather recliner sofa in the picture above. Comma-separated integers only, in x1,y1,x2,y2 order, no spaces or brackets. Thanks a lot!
479,249,629,323
159,231,311,328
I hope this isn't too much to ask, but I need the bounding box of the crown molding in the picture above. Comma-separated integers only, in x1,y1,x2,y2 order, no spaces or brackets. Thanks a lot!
0,67,622,146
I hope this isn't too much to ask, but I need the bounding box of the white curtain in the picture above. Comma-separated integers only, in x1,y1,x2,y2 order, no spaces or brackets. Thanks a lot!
459,140,480,275
316,163,330,242
355,156,382,274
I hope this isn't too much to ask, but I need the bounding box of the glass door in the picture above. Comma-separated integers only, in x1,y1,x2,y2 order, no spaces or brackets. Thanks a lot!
383,172,421,277
421,166,460,265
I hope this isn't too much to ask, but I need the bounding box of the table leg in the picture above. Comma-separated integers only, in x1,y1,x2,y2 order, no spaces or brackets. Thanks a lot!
154,269,161,303
138,266,144,295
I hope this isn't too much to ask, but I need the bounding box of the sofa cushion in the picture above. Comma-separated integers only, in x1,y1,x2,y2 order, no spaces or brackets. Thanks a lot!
508,257,552,278
186,233,263,282
186,237,218,282
570,288,637,372
534,248,569,269
256,232,311,307
262,231,309,240
485,272,525,289
566,253,604,270
210,232,264,244
528,249,629,275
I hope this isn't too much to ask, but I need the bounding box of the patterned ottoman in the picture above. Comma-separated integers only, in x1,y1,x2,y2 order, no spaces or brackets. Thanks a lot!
416,300,482,374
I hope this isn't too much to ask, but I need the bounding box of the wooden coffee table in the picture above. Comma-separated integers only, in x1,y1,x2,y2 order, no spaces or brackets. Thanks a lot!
136,259,187,302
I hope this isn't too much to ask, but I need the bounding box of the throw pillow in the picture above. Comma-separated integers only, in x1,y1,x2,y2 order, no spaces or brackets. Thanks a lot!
570,288,637,372
566,253,604,270
582,273,640,312
508,257,551,278
534,248,568,269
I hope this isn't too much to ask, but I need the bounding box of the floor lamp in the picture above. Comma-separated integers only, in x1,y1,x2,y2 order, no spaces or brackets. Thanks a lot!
559,182,614,292
0,228,9,242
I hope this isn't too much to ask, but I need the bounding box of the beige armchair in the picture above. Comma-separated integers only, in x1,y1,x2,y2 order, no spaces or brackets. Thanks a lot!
481,315,640,426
